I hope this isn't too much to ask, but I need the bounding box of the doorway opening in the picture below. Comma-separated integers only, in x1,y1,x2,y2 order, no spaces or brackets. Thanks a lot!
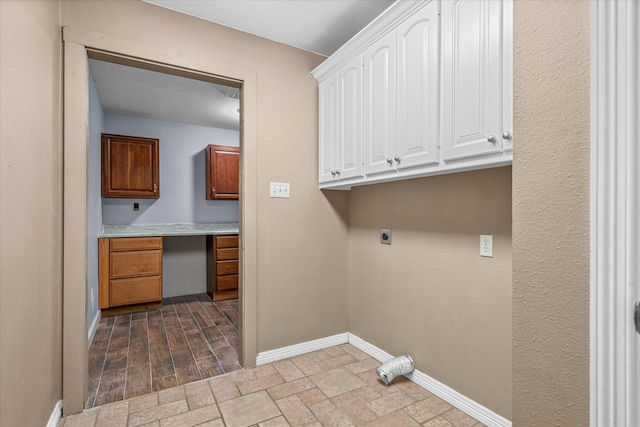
64,49,254,413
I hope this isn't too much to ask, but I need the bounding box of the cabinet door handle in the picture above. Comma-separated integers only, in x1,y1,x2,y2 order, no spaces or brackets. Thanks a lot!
503,131,512,140
153,183,157,193
487,135,497,144
386,158,393,164
335,169,340,175
211,186,216,197
394,156,401,163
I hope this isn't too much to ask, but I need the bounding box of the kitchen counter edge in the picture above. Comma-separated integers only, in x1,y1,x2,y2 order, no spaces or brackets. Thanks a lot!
98,223,239,238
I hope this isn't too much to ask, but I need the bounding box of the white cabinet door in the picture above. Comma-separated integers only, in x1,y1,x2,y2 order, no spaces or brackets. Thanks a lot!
396,0,440,170
502,0,513,152
318,74,338,183
364,31,397,175
337,54,364,180
442,0,504,161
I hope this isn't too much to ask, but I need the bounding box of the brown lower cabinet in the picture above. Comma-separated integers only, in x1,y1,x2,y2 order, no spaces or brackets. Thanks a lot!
99,236,163,309
206,234,239,301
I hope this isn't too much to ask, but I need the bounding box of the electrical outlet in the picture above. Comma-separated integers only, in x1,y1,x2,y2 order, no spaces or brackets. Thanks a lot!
480,235,493,257
269,182,290,198
380,228,392,245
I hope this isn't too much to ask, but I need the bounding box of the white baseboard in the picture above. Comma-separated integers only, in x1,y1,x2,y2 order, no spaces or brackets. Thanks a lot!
46,400,63,427
255,333,349,365
88,310,101,345
255,332,511,427
347,333,511,427
347,333,391,363
405,370,511,427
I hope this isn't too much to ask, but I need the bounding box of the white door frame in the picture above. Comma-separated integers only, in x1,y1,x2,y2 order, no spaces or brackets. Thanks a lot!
590,1,639,425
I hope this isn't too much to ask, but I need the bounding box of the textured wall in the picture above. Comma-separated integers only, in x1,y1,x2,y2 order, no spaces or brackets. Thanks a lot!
0,0,63,425
61,0,350,356
349,167,513,419
512,1,591,425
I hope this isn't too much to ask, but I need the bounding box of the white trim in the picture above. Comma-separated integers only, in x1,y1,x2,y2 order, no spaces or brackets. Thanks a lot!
312,0,429,80
256,333,511,427
347,334,511,427
318,156,512,190
255,333,349,365
591,1,640,426
88,310,101,345
46,400,63,427
346,333,392,363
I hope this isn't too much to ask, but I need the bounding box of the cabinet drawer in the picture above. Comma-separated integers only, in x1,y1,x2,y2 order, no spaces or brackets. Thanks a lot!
110,237,162,252
110,250,162,278
110,276,162,307
216,248,238,260
216,274,238,291
216,260,238,275
216,235,238,248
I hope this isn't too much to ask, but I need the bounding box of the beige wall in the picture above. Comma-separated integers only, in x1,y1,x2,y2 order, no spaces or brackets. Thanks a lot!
0,1,63,425
0,0,595,423
512,1,591,425
60,0,350,355
349,167,513,418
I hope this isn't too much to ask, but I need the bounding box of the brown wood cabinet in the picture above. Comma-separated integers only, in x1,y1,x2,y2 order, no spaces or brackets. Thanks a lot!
206,234,239,301
102,133,160,198
99,237,163,309
205,144,239,200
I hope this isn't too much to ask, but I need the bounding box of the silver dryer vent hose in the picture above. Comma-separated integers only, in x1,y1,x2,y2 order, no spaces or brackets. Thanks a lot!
376,355,415,385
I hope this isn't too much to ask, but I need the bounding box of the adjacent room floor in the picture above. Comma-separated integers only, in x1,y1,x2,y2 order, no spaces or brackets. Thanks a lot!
63,343,486,427
87,294,240,409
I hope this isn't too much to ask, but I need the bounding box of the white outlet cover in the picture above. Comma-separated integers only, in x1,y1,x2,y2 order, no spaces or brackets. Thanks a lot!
480,235,493,257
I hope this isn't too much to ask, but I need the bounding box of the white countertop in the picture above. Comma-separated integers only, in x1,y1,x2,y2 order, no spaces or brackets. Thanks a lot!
99,223,239,238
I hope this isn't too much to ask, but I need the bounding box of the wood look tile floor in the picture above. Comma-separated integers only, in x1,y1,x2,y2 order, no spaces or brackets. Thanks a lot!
87,294,240,409
63,344,487,427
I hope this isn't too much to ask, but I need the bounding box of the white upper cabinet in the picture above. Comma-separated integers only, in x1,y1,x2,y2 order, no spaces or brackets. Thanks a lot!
396,0,440,170
337,54,364,181
501,0,513,153
441,0,512,161
318,55,364,183
364,30,397,175
364,1,440,176
318,74,338,183
313,0,512,190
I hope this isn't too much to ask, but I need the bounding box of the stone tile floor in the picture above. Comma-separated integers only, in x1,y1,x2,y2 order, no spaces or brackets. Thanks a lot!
87,294,240,408
61,343,486,427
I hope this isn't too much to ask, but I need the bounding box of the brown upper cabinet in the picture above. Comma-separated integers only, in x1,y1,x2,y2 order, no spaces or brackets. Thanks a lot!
206,144,239,200
102,133,160,198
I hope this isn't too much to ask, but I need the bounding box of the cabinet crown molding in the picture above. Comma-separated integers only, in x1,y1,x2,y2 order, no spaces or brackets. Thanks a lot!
312,0,433,81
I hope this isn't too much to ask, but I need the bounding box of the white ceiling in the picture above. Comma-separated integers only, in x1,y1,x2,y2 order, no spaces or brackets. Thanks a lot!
144,0,395,56
89,59,241,130
91,1,395,131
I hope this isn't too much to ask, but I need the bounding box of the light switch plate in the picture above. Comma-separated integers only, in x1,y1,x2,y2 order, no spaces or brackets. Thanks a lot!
270,182,290,198
480,235,493,257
